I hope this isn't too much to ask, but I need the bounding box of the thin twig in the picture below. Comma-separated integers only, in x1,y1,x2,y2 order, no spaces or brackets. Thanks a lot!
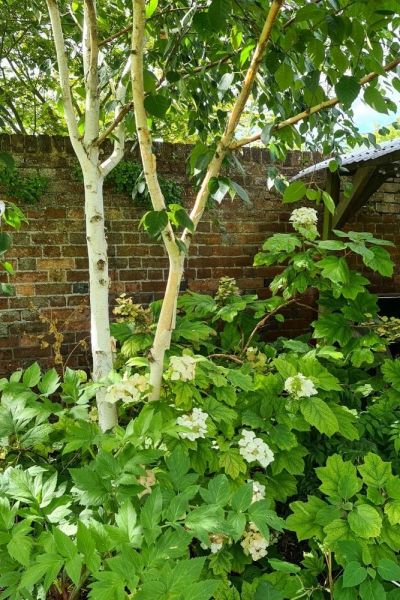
243,298,298,354
208,353,244,364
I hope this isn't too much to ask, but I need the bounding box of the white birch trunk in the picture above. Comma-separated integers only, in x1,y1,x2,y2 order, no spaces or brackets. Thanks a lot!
149,255,184,400
83,160,117,430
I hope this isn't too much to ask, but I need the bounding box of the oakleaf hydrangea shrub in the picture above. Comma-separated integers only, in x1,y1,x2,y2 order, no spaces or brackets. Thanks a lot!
1,210,400,598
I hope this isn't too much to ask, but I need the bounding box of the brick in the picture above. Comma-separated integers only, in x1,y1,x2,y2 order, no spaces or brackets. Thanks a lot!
0,134,399,376
37,258,75,270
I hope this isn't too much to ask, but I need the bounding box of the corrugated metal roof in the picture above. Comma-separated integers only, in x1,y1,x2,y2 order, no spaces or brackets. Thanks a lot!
291,138,400,180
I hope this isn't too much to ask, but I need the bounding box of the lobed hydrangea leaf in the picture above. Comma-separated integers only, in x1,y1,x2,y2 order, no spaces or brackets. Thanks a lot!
300,397,339,437
316,455,362,502
286,496,328,541
358,453,392,488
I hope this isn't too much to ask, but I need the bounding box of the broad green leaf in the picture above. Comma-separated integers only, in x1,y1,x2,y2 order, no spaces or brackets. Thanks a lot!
275,63,294,90
283,182,306,203
249,500,285,535
268,559,300,574
342,561,368,587
317,256,350,284
385,500,400,526
37,368,60,395
185,504,224,534
0,232,11,254
363,246,393,276
255,581,284,600
7,531,33,567
22,362,41,388
219,449,246,479
144,93,171,118
139,209,168,238
286,496,327,541
382,360,400,391
316,455,362,501
348,505,382,538
359,578,386,600
335,76,361,106
208,0,231,31
89,571,126,600
145,0,158,18
313,314,353,346
20,553,64,592
65,554,83,587
358,453,391,488
115,500,142,545
230,180,250,204
377,559,400,582
200,474,231,506
300,397,339,436
364,86,389,114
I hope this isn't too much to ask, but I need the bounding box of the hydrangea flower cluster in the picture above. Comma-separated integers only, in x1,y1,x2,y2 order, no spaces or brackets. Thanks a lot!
169,355,197,382
104,373,150,404
0,201,5,220
289,207,318,236
250,480,266,503
177,407,208,441
241,522,269,561
238,430,274,468
246,347,267,369
201,533,226,554
284,373,317,399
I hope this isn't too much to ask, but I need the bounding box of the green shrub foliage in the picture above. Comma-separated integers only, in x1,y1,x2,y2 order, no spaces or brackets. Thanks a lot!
1,217,400,599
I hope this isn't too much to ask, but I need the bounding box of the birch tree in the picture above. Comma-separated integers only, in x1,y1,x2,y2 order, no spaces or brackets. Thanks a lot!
129,0,400,400
25,0,399,429
45,0,132,431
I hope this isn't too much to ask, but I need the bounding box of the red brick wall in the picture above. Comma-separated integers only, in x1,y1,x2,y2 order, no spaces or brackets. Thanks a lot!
0,135,399,375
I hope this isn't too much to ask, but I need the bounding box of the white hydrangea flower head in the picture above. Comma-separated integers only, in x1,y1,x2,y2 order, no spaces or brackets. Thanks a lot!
177,407,208,441
210,542,223,554
249,480,266,503
241,522,269,561
169,355,197,382
289,206,318,233
0,201,5,220
104,373,150,404
284,373,318,399
238,430,274,468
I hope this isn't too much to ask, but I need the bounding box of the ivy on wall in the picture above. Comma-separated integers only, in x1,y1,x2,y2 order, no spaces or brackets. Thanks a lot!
74,159,184,209
0,152,48,204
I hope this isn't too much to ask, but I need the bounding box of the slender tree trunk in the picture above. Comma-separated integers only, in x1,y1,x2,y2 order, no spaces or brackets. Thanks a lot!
149,254,184,400
83,160,117,430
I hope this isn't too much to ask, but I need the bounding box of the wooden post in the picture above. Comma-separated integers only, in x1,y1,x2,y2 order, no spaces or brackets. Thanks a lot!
322,170,340,239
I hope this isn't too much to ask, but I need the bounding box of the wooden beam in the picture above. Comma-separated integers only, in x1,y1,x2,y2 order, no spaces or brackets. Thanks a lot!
332,166,387,229
322,170,340,239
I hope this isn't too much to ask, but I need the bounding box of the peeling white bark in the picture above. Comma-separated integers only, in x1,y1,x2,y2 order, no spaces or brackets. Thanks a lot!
83,162,117,430
131,0,283,400
47,0,121,430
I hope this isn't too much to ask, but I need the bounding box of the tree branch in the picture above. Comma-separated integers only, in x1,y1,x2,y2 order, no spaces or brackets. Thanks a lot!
131,0,178,256
45,0,86,163
181,0,284,245
231,56,400,150
95,101,133,147
100,58,132,177
98,5,208,48
83,0,100,146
